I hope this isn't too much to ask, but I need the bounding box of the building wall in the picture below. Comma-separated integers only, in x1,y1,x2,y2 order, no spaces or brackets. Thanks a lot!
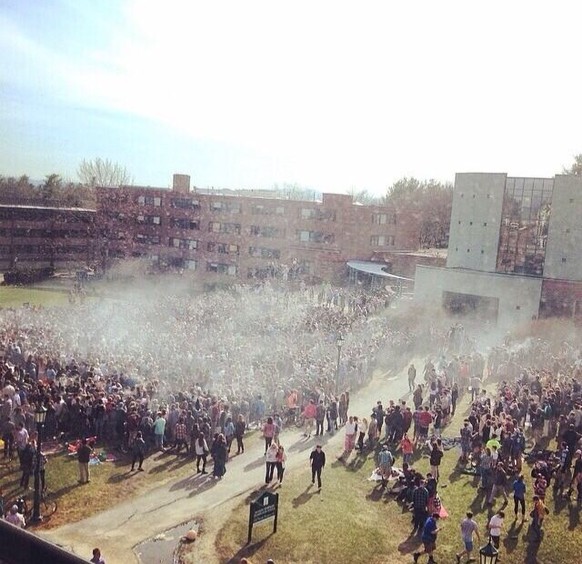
0,205,97,270
95,185,420,283
414,265,542,329
446,172,506,272
543,174,582,281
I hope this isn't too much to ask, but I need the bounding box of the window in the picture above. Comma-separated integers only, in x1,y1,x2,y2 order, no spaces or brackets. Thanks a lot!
250,225,283,238
297,230,335,244
207,242,239,254
138,195,161,206
210,201,241,213
185,259,197,270
206,262,237,276
251,204,286,216
372,213,395,225
135,234,160,245
136,215,161,225
208,222,241,234
249,246,281,259
171,218,199,230
302,208,336,221
370,235,394,247
169,238,198,250
171,198,200,210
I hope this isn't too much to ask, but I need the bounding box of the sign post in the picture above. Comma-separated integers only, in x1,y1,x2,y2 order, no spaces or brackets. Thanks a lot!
247,491,279,544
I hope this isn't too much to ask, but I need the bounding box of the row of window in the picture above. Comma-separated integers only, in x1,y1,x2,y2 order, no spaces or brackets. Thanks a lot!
5,245,88,255
134,197,394,225
0,228,91,238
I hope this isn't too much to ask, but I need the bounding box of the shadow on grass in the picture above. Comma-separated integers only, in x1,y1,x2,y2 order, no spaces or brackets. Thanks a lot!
503,519,525,555
291,485,319,508
366,484,386,502
523,531,543,563
397,533,423,555
568,503,580,530
224,534,272,564
469,489,488,515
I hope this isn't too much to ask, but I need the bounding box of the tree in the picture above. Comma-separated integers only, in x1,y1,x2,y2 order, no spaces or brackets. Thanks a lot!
562,154,582,176
385,177,453,248
77,157,133,187
41,173,62,201
346,187,381,205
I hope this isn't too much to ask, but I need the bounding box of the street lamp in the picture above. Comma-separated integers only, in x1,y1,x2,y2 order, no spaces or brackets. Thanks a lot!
31,405,47,524
479,538,499,564
335,334,344,395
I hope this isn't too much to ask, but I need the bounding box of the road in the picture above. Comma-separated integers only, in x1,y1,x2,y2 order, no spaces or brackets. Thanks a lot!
41,364,413,564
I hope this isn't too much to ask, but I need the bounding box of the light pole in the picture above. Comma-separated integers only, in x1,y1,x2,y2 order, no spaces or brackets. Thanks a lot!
335,334,344,395
31,405,47,524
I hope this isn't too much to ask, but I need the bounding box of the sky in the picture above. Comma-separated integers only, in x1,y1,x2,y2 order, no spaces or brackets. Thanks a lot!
1,1,581,196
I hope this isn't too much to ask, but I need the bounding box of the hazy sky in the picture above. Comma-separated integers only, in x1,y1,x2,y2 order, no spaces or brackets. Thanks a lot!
1,1,581,195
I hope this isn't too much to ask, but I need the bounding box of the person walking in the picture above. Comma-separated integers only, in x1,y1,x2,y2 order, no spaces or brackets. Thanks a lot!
378,444,394,488
411,478,430,535
77,438,93,484
455,511,481,563
530,495,548,542
408,363,417,392
487,510,505,554
309,444,326,490
413,512,441,563
234,414,246,455
211,433,228,479
130,430,146,471
262,417,275,455
512,474,527,522
275,444,287,485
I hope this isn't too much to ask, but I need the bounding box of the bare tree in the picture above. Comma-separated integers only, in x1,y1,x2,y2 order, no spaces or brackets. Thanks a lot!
562,154,582,176
385,177,453,248
346,187,381,205
77,158,133,187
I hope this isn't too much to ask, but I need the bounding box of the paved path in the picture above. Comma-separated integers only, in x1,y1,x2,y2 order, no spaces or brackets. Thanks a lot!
42,365,412,564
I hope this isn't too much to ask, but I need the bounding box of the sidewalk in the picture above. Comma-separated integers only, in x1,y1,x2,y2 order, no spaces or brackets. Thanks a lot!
42,365,412,564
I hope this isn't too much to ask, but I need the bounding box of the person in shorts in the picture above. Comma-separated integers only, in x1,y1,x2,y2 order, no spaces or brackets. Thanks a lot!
413,512,441,563
456,511,481,563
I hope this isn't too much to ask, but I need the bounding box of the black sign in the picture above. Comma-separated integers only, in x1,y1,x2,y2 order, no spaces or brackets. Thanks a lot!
247,491,279,544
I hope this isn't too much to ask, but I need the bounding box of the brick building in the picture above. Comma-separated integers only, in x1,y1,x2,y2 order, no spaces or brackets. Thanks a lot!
95,174,420,284
0,201,97,270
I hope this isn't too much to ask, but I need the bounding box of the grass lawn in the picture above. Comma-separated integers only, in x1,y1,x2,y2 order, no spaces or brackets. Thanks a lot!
212,395,582,564
0,445,198,530
0,286,73,308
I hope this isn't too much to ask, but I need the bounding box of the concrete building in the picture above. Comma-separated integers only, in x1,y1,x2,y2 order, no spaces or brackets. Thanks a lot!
414,172,582,328
94,174,420,284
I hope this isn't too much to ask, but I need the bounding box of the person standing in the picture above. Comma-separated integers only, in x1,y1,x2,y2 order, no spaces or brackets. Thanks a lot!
456,511,480,564
262,417,275,454
211,433,228,479
487,510,505,554
153,412,166,451
315,400,326,436
411,478,430,535
77,438,93,484
234,414,246,454
131,431,146,471
413,512,441,563
265,442,279,485
194,432,209,474
276,444,287,485
309,444,326,490
377,444,394,488
530,495,547,542
512,474,527,522
408,364,417,392
5,504,25,528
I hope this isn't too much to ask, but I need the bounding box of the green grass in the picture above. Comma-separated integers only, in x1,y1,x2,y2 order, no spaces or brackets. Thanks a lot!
212,396,582,564
0,286,72,308
0,446,197,530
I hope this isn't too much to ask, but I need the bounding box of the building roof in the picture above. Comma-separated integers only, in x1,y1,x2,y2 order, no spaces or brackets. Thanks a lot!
346,260,414,281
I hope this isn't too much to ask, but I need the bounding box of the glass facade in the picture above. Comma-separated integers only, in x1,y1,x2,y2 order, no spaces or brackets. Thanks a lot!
496,177,553,276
